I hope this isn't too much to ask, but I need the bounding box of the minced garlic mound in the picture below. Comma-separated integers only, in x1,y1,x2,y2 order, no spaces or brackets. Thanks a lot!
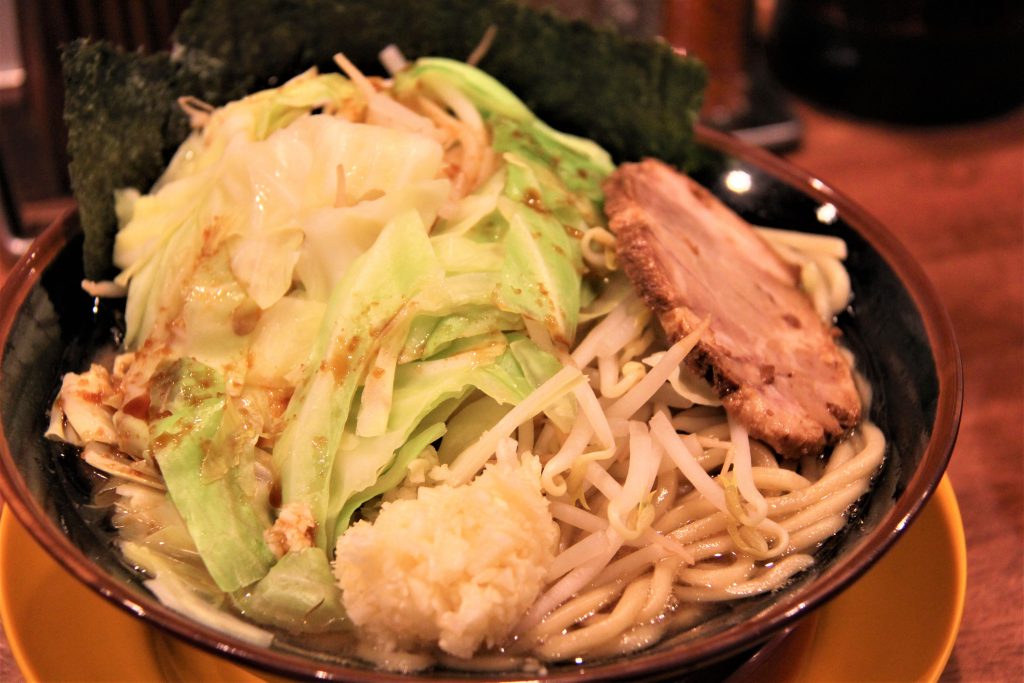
333,453,558,658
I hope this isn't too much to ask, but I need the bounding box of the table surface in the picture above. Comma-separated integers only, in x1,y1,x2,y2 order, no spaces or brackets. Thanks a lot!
784,102,1024,683
0,100,1021,682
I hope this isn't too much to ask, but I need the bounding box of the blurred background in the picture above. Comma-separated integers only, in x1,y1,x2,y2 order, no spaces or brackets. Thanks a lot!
0,0,190,241
2,0,1022,240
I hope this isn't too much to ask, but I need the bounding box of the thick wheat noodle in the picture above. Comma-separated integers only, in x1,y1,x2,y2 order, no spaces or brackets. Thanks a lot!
677,556,756,589
595,538,658,582
588,607,708,661
696,447,729,472
669,411,719,434
535,578,652,660
750,467,812,492
640,527,694,561
125,349,881,671
825,437,858,472
777,480,870,536
756,226,848,258
728,416,769,526
517,532,623,633
753,517,791,558
654,496,721,534
651,438,876,576
684,532,744,562
767,425,884,516
673,554,816,602
786,516,846,550
523,581,623,643
587,622,667,658
803,263,831,318
653,461,866,556
639,558,683,621
590,544,665,587
750,441,779,468
573,561,675,651
580,226,618,271
666,603,717,631
696,422,732,441
814,254,852,314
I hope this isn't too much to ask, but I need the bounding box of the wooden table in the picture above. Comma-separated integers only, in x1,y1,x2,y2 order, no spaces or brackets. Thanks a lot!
0,100,1021,682
784,102,1024,683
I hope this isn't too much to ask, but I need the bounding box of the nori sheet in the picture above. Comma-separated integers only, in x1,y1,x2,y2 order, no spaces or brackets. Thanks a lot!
63,0,706,279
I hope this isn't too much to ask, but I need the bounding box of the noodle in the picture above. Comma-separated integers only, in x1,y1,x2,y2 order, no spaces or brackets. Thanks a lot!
490,314,883,664
534,578,652,659
673,554,816,602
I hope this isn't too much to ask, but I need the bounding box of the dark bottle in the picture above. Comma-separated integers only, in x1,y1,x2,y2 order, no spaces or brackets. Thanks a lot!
766,0,1024,124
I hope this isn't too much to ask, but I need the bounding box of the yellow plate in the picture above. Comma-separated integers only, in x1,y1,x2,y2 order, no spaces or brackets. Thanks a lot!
0,477,966,682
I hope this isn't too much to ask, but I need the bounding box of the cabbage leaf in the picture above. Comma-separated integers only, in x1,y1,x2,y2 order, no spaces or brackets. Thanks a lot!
234,548,347,634
149,358,275,592
272,209,446,549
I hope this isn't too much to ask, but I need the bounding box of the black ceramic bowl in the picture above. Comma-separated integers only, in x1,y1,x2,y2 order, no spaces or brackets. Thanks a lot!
0,127,962,681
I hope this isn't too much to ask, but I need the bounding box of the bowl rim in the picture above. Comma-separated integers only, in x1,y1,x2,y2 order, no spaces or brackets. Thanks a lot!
0,129,963,681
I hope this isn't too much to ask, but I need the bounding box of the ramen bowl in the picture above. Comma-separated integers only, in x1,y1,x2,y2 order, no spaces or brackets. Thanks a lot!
0,126,961,681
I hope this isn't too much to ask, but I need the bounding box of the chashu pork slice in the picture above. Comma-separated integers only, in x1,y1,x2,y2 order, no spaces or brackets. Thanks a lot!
603,158,861,458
